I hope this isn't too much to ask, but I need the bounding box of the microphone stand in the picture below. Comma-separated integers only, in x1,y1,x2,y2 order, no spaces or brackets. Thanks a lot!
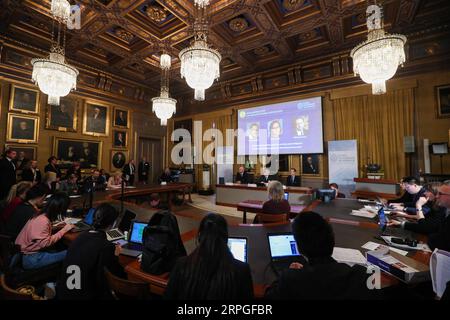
120,173,126,214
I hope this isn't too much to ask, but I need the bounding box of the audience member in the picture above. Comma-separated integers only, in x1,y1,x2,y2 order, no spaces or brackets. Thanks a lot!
59,174,79,195
164,214,253,299
329,183,346,198
107,171,122,189
0,149,17,200
15,192,74,269
44,156,62,180
21,160,41,184
0,181,32,226
57,203,126,300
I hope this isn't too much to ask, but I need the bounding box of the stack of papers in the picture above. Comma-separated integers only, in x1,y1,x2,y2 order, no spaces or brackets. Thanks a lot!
332,247,367,266
350,209,377,218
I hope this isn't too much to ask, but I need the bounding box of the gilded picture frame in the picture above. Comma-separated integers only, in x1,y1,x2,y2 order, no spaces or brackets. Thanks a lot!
300,154,323,177
45,97,79,132
53,137,103,169
83,102,109,136
113,107,130,128
111,149,129,172
7,113,39,143
9,84,40,114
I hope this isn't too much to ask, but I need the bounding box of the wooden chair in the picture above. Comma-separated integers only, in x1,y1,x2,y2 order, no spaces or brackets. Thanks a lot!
0,274,34,300
254,213,289,224
104,267,150,300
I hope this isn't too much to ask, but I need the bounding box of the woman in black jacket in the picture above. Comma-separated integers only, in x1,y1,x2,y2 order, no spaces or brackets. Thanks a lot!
164,213,254,300
56,203,126,300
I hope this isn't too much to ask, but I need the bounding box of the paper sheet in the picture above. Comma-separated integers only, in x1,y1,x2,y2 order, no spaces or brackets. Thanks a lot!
430,249,450,298
362,241,409,256
350,209,377,218
332,247,367,265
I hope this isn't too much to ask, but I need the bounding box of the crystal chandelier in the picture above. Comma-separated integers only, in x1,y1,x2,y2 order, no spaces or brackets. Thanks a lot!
350,4,406,95
31,0,78,105
194,0,210,8
179,1,221,101
152,54,176,126
51,0,71,21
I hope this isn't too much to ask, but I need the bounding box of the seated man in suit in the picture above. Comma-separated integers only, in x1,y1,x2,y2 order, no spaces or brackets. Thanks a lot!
329,183,345,198
390,176,432,217
258,168,277,184
286,168,300,187
265,211,378,300
235,166,250,184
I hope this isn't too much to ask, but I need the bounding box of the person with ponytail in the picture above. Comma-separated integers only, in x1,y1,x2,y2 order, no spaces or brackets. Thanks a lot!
57,203,126,300
164,213,254,300
15,192,74,269
0,181,32,225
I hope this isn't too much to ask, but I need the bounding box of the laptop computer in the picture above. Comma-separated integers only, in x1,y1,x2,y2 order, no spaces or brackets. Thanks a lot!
268,233,304,275
284,192,289,201
71,208,95,232
228,237,248,263
120,221,147,257
106,209,136,241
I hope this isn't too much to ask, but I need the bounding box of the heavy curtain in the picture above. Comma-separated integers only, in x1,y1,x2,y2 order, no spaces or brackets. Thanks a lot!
332,88,414,180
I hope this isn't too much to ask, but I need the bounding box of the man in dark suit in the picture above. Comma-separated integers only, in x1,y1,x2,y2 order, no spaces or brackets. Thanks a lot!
265,212,378,300
123,159,136,186
13,151,29,170
114,132,126,147
235,166,250,184
116,111,127,127
44,156,62,179
0,149,17,200
258,168,277,184
286,168,301,186
138,158,150,184
21,160,41,184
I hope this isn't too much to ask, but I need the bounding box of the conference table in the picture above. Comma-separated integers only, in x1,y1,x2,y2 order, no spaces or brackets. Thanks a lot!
63,188,432,299
215,183,312,207
237,200,305,223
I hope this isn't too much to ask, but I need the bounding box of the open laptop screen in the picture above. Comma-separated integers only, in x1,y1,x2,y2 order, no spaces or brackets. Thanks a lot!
284,192,289,201
129,222,147,244
268,234,300,259
228,237,247,263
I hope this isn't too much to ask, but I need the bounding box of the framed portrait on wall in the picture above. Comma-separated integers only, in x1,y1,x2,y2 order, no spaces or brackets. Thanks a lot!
113,107,129,128
83,103,109,136
113,130,128,148
7,113,39,143
301,154,322,176
53,137,102,169
46,97,78,132
9,85,39,114
111,150,128,172
436,85,450,118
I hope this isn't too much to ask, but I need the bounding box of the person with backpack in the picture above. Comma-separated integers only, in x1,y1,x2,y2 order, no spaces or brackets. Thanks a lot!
164,213,254,300
141,210,186,275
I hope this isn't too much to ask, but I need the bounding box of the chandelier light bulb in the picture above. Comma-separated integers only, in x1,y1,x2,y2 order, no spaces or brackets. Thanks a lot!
160,53,172,70
51,0,71,22
194,0,210,8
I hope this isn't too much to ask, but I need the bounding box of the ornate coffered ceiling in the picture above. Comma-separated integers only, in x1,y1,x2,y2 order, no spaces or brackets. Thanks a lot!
0,0,449,100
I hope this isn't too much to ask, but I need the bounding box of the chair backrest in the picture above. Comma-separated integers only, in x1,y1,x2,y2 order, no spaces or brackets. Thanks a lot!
104,267,149,300
0,275,34,300
255,213,289,223
0,234,19,274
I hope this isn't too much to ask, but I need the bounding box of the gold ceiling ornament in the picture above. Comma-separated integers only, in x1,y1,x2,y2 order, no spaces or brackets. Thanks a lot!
282,0,305,11
229,17,249,33
299,29,318,41
146,5,168,22
254,46,270,56
114,27,134,42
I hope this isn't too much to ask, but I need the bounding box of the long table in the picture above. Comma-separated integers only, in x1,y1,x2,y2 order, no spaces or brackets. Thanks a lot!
216,184,312,207
237,200,305,223
63,191,431,299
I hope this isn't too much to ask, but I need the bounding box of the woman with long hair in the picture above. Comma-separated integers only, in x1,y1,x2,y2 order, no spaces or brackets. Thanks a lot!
0,181,32,225
164,213,254,300
15,192,74,269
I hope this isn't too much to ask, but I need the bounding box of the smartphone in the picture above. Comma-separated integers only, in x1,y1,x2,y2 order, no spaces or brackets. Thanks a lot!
378,207,387,232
